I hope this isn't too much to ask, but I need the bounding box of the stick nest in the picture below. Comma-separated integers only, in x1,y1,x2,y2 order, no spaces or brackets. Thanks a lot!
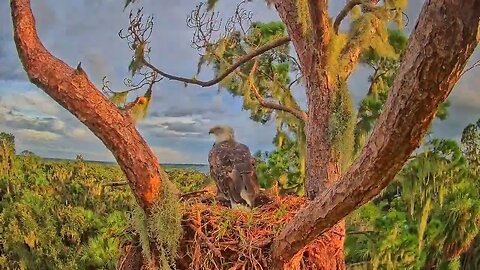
176,188,306,270
119,187,345,270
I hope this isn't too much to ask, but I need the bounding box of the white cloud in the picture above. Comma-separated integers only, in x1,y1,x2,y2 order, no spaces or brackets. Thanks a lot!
151,146,187,163
1,90,61,116
69,127,89,140
15,129,61,141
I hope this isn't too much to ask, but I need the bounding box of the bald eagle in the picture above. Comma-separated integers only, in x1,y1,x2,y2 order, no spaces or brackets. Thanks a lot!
208,125,259,208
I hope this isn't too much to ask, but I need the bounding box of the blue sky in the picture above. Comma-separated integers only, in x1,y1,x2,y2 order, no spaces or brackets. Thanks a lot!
0,0,478,164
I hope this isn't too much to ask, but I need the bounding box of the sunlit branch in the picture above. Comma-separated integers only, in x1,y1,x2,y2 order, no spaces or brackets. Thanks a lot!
142,36,291,87
102,181,129,187
307,0,329,46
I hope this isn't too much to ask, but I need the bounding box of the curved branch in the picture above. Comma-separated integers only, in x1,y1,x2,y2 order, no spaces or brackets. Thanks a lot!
272,0,480,266
11,0,167,210
248,61,308,123
333,0,363,34
142,36,291,87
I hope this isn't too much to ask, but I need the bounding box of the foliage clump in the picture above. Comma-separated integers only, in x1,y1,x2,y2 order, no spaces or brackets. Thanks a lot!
345,119,480,269
0,136,208,269
0,146,133,270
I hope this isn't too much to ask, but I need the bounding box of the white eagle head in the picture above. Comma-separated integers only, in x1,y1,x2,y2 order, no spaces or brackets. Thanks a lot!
209,125,235,143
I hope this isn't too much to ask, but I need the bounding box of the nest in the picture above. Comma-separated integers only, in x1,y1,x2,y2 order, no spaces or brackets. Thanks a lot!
118,187,346,270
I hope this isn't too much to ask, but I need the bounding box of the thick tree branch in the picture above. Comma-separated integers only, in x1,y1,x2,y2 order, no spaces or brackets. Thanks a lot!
337,0,383,79
272,0,480,266
248,61,308,122
268,0,310,71
307,0,330,49
10,0,167,210
142,36,290,87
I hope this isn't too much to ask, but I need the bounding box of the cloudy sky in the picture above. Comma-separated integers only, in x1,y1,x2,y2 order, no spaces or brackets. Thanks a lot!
0,1,478,164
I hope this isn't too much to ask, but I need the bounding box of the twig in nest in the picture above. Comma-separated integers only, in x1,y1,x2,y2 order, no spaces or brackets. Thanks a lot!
228,262,246,270
188,222,223,258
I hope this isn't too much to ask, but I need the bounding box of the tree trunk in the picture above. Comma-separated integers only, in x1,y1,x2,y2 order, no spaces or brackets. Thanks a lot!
271,1,349,269
10,0,166,210
272,0,480,266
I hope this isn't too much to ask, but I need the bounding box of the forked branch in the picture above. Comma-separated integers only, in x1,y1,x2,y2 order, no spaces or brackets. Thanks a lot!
142,36,291,87
272,0,480,266
460,58,480,77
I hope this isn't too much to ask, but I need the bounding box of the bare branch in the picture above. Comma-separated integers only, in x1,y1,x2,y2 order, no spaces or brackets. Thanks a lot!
186,3,222,50
142,36,291,87
119,8,154,51
333,0,363,34
101,71,162,97
248,61,308,123
460,58,480,77
102,181,129,187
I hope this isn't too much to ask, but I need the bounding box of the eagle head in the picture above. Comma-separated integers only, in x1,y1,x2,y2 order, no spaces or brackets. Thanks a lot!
209,125,235,143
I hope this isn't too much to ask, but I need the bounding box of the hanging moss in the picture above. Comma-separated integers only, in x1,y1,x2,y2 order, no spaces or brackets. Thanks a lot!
296,0,311,35
328,81,356,172
327,31,348,77
131,180,182,270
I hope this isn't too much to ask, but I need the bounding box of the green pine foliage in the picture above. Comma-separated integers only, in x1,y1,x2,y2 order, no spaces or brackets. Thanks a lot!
0,152,132,270
345,119,480,269
0,134,210,269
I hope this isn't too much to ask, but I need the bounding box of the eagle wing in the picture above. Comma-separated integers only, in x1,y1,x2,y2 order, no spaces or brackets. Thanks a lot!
208,140,258,206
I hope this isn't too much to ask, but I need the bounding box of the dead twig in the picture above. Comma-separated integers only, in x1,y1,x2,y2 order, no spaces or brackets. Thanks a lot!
102,181,129,187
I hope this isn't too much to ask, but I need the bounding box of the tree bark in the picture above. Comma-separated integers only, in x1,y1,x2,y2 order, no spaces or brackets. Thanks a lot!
272,0,480,267
10,0,166,211
271,1,349,269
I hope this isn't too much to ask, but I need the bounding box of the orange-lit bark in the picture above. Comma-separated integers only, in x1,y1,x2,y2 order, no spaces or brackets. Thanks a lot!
272,0,480,267
10,0,166,211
